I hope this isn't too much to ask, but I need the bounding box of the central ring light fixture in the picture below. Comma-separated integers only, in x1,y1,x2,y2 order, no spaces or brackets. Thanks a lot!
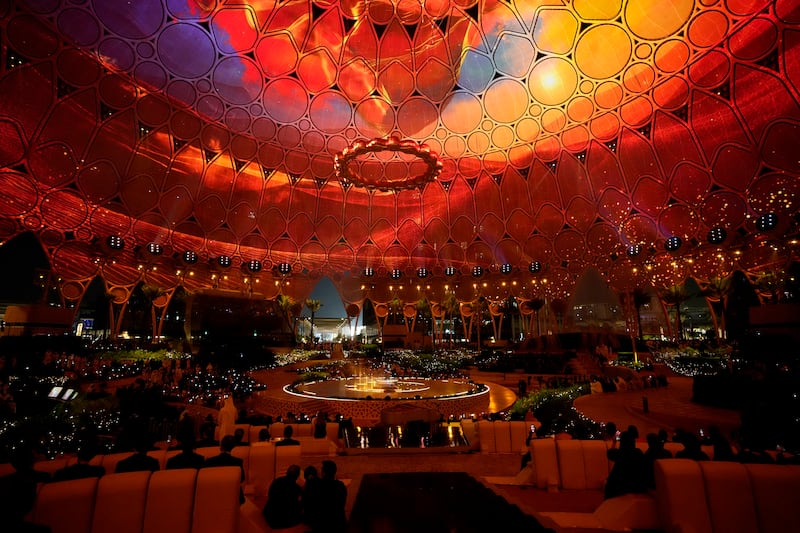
334,137,443,190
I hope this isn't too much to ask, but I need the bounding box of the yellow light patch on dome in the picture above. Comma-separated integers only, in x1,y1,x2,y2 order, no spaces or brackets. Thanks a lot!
573,0,623,20
528,57,578,106
625,0,695,40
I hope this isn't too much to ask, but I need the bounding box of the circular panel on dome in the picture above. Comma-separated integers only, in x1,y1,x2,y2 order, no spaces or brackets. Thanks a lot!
575,24,632,79
354,98,395,139
58,8,101,46
748,173,800,215
586,223,621,256
484,78,529,123
440,92,483,135
264,78,312,123
397,98,439,139
7,15,59,58
94,0,165,38
554,229,586,262
213,56,264,105
309,91,353,134
688,10,729,48
157,22,216,78
97,37,136,70
528,57,578,106
625,0,694,40
654,39,690,73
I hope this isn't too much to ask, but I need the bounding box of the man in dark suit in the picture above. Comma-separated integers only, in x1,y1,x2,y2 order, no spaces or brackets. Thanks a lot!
53,446,105,482
203,435,245,503
275,425,300,446
166,439,205,470
115,436,160,473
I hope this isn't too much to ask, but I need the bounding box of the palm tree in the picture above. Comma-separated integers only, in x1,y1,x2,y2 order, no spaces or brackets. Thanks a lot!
305,298,322,343
274,294,296,335
698,276,732,339
658,283,690,341
414,297,430,334
631,287,652,340
443,292,460,348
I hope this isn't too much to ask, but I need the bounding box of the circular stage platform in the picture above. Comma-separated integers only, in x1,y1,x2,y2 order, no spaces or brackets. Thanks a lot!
278,376,492,422
287,376,485,401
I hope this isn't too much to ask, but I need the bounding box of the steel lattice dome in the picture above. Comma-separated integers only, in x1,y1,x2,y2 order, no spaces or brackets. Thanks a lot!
0,0,798,313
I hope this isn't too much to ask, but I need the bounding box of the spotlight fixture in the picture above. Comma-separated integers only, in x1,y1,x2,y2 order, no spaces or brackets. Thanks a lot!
756,213,778,232
146,242,163,255
390,269,403,279
665,236,683,252
707,227,727,245
216,255,232,268
277,262,292,275
472,265,483,277
106,235,124,251
246,260,262,273
500,263,512,274
417,267,429,278
626,244,642,257
444,266,457,276
363,267,374,277
182,250,198,264
529,261,542,273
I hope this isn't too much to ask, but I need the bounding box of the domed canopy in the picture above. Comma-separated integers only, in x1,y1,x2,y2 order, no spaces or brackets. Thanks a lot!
0,0,798,304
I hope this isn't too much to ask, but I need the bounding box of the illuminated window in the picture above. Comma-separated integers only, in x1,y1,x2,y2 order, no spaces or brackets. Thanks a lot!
707,227,727,244
756,213,778,232
106,235,124,250
626,244,642,257
444,266,457,276
363,267,374,277
665,236,682,252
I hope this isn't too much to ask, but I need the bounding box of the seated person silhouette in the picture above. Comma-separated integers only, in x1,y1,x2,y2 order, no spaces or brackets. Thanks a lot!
203,435,245,503
116,435,160,473
674,432,710,461
53,445,105,481
604,431,647,500
196,418,219,448
0,465,52,533
275,425,300,446
232,427,247,446
305,460,347,533
7,446,51,485
643,432,672,489
251,427,271,445
166,439,205,470
262,464,303,529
